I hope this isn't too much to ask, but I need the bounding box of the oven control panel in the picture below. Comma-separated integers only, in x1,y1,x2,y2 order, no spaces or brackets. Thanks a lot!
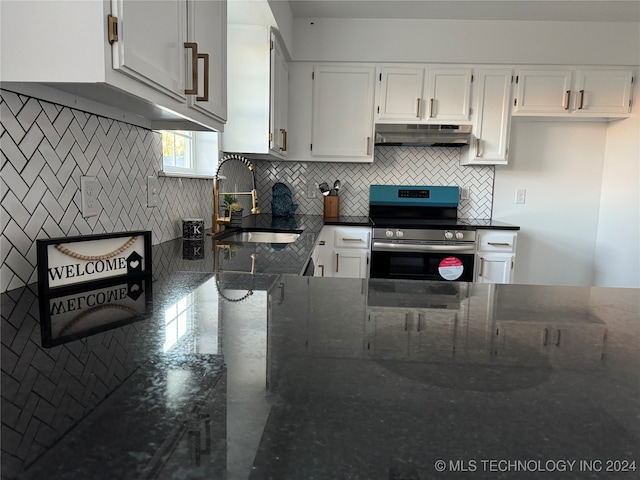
377,229,476,242
398,189,430,198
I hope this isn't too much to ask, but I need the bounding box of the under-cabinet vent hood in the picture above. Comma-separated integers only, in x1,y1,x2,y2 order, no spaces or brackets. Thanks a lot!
375,124,472,147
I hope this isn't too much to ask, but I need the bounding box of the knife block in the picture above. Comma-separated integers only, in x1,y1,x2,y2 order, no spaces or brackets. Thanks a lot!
324,196,339,220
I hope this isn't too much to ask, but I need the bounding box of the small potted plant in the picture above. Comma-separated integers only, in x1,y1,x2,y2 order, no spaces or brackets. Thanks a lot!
222,194,237,217
223,194,244,227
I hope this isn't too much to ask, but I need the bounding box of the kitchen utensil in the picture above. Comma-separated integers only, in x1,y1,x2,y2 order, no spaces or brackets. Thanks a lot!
333,180,341,195
318,182,330,196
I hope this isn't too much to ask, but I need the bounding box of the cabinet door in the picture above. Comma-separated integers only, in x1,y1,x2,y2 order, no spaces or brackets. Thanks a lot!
513,69,573,114
573,69,633,115
377,66,425,121
425,68,472,121
111,0,186,101
462,69,513,165
270,33,289,155
333,249,368,278
311,65,376,159
186,0,226,122
476,253,514,284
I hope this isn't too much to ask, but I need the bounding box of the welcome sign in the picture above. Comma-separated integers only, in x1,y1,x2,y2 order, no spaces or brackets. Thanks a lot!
37,231,152,293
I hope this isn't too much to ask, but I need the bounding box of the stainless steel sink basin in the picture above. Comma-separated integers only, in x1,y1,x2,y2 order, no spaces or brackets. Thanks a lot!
221,230,301,244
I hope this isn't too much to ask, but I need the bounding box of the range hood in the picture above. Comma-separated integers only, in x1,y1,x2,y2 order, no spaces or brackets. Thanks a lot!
375,124,472,147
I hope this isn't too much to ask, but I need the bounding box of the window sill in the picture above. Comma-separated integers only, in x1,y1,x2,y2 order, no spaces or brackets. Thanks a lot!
159,171,214,180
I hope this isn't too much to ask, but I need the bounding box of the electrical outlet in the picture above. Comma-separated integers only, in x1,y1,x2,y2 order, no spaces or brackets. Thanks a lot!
307,182,317,199
515,188,526,204
81,176,100,217
460,186,470,200
147,176,161,207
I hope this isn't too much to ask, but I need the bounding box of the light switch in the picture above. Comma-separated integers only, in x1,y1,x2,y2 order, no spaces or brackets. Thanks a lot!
147,176,161,207
515,188,526,204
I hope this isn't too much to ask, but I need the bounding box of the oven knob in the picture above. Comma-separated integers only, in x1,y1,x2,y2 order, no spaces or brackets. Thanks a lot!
455,231,464,240
386,230,394,238
395,230,404,238
444,231,454,240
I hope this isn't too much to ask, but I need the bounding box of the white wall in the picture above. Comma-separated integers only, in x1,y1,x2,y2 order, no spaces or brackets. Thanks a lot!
492,120,607,286
292,18,640,65
593,100,640,287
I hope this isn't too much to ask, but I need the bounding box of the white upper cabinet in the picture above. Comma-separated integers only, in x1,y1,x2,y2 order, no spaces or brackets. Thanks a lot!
311,65,376,160
222,25,288,159
513,68,634,117
512,69,573,114
375,66,472,123
185,0,227,123
0,0,226,131
573,69,634,115
270,32,289,156
377,66,425,121
461,68,514,166
426,68,473,121
111,0,186,102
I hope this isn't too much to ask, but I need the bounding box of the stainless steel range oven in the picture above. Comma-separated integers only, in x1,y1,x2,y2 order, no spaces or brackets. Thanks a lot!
369,185,476,282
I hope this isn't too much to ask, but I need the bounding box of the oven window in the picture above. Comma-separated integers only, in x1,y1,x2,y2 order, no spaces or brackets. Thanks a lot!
389,255,425,277
371,251,475,282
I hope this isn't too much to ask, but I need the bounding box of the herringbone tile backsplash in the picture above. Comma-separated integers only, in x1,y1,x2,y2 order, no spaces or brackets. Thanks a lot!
1,90,213,293
254,147,494,218
1,88,494,293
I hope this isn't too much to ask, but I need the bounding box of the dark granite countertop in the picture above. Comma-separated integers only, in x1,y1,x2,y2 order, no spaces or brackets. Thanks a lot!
3,232,634,479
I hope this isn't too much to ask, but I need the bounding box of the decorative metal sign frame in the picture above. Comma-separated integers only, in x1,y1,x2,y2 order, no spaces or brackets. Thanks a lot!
37,231,152,294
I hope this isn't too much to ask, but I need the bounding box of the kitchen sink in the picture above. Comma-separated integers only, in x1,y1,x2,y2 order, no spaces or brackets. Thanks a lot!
221,230,301,244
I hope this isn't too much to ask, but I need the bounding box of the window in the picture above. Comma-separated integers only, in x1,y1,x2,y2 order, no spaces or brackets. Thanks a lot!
160,130,219,178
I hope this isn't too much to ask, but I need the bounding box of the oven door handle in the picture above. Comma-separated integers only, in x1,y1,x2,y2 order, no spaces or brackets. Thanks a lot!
372,241,475,253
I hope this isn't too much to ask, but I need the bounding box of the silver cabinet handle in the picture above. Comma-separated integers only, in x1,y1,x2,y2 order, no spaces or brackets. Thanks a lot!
429,98,434,117
488,242,511,247
479,257,485,276
335,253,339,272
476,138,481,156
416,98,421,117
366,136,371,156
342,238,364,242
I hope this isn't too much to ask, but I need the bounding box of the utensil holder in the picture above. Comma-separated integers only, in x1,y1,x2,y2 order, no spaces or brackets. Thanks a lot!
324,196,339,220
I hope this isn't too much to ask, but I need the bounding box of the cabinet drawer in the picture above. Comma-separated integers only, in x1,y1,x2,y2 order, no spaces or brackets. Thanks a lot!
477,231,517,253
333,227,371,249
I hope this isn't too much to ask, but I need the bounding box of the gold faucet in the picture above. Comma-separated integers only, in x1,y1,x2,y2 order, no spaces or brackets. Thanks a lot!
212,177,260,235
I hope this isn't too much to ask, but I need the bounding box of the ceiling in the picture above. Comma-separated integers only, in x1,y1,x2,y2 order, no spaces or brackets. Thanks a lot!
286,0,640,22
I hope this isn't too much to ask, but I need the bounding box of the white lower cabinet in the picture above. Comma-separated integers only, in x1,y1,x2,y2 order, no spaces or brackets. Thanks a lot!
475,230,518,284
313,226,371,278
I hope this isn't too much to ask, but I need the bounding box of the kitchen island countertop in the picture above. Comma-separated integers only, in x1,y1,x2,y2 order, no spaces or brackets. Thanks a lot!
3,238,634,479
